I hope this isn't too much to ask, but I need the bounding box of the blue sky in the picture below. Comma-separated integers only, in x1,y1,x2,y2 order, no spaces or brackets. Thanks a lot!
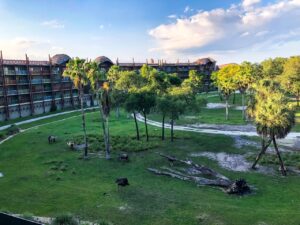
0,0,299,64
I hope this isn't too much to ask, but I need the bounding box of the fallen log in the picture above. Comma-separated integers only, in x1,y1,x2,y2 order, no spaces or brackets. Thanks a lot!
149,154,251,194
148,167,231,187
159,153,229,180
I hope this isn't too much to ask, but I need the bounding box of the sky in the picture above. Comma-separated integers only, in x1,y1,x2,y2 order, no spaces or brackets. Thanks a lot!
0,0,299,65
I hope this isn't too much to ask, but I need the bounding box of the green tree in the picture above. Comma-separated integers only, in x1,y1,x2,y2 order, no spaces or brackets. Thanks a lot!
247,79,295,176
135,91,156,142
86,61,111,159
261,57,287,78
63,58,89,158
182,70,203,94
235,62,254,120
280,56,300,107
107,65,121,85
168,96,186,142
124,93,140,140
211,64,239,120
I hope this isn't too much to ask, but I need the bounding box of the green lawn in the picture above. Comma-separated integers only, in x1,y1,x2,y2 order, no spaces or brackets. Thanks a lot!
149,92,300,131
1,110,300,225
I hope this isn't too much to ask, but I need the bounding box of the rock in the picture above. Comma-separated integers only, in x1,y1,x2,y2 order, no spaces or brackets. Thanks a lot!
226,178,250,195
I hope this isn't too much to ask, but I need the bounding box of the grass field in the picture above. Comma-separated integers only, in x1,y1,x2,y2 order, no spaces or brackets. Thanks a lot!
148,92,300,131
1,110,300,225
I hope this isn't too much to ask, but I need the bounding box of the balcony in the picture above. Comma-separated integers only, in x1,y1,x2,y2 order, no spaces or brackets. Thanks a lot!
44,96,53,100
8,99,19,105
18,89,29,95
7,90,18,95
4,70,16,76
17,80,29,85
43,79,51,83
15,70,28,75
5,80,17,85
31,79,43,84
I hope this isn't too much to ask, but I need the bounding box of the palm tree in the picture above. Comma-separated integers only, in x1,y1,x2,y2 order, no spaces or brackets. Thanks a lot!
100,81,111,159
248,79,295,176
63,58,89,158
86,61,111,159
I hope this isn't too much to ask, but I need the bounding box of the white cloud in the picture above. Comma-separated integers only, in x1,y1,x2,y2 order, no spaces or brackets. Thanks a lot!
41,20,65,29
242,0,261,9
184,6,190,13
99,24,104,29
149,0,300,62
168,14,177,19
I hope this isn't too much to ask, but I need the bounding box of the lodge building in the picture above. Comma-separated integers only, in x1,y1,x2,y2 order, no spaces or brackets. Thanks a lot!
0,52,216,121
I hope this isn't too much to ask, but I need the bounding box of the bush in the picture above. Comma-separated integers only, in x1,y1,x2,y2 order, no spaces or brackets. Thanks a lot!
6,124,20,135
51,214,78,225
50,103,57,112
70,134,159,153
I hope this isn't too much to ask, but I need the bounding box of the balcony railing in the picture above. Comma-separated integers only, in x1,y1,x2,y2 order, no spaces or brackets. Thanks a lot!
31,79,43,84
7,90,18,95
15,70,28,75
4,80,17,85
17,80,29,85
4,70,16,75
18,89,29,94
43,79,51,83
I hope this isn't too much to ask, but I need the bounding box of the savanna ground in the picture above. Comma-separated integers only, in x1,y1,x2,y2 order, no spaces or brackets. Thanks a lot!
1,94,300,224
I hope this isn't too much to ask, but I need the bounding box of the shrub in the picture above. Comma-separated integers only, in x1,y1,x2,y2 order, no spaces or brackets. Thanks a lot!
6,124,20,135
50,103,57,112
51,214,78,225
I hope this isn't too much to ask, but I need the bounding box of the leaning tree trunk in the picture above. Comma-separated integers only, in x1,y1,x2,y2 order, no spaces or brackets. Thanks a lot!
162,114,165,141
133,112,140,140
143,112,149,142
171,118,174,142
272,136,287,176
80,88,88,158
251,136,272,169
97,93,108,158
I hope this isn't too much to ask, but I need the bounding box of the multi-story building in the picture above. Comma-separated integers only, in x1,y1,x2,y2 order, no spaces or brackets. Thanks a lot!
95,56,217,86
0,53,216,121
0,53,82,121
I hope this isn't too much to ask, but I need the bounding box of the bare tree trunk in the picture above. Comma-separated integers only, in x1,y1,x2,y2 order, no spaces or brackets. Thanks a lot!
133,112,140,140
225,98,229,120
162,114,165,141
143,111,149,142
272,136,287,176
171,118,174,142
251,136,272,169
105,115,110,159
97,94,108,158
116,106,120,118
80,89,88,158
232,92,236,104
242,92,245,120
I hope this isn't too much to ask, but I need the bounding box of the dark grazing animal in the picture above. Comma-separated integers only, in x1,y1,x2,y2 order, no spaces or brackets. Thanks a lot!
48,135,56,144
119,153,129,162
115,178,129,190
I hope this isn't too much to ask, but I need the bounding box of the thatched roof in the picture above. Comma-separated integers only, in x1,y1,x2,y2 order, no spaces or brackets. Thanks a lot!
194,58,216,65
51,54,71,65
95,56,113,65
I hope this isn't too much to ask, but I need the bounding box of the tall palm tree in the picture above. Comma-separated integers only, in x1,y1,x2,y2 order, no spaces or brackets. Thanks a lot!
63,58,89,158
86,61,111,159
248,79,295,176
